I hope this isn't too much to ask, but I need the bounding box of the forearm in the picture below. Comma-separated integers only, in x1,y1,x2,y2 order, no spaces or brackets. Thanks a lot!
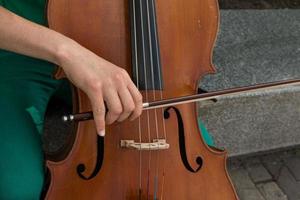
0,7,143,133
0,6,75,66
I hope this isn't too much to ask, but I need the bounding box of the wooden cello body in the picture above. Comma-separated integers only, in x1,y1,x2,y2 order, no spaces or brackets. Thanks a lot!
45,0,238,199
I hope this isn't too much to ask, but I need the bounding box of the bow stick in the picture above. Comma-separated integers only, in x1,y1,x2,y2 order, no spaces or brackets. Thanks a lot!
63,79,300,122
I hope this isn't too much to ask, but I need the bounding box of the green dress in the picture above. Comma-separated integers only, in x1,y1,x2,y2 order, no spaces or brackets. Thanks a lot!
0,1,67,199
0,1,214,199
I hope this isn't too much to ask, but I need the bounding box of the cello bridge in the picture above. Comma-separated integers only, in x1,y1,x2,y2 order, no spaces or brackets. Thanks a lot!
120,139,170,151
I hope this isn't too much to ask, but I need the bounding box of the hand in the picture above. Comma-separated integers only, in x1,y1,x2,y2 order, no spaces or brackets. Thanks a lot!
57,41,143,137
0,7,143,136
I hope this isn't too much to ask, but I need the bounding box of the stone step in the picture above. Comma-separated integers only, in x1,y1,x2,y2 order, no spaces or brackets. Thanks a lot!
198,86,300,156
198,9,300,156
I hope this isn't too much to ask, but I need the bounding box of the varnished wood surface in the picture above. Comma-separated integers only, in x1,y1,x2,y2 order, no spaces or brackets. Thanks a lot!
46,0,238,199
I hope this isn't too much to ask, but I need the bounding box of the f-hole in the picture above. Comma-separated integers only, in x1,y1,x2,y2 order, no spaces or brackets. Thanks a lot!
164,107,203,173
76,135,104,180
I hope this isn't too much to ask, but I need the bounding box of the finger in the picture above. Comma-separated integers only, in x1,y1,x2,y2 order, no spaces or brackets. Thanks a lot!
89,92,106,137
103,88,123,125
127,82,143,121
117,86,135,122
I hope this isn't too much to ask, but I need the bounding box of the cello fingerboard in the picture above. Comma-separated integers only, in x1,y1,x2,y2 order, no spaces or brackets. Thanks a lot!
129,0,164,90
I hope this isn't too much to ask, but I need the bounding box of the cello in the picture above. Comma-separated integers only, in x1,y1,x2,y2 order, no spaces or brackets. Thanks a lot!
45,0,238,199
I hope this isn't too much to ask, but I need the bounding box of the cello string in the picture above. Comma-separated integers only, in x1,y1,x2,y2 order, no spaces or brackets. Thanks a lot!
139,0,152,196
150,0,167,141
150,0,167,197
145,0,161,198
131,0,143,193
160,172,165,200
146,0,159,148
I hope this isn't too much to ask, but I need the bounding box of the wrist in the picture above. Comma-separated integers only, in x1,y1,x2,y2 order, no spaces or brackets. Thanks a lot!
53,36,79,68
